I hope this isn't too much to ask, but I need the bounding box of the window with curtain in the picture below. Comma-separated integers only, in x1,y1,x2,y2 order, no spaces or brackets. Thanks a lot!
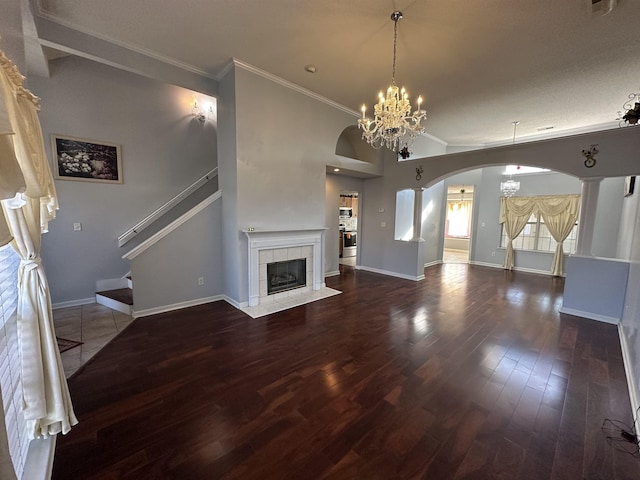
0,244,28,478
446,200,472,238
500,213,578,253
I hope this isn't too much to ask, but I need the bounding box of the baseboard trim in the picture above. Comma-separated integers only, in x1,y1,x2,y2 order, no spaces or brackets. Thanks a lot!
470,261,553,276
51,297,95,309
558,306,619,325
133,295,225,318
424,260,443,268
325,270,340,277
221,295,247,309
22,434,56,480
357,265,424,282
618,326,640,426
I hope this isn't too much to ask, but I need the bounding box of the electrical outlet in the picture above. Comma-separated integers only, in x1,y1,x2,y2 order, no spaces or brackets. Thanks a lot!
381,222,386,227
198,277,205,285
492,251,496,257
73,223,82,231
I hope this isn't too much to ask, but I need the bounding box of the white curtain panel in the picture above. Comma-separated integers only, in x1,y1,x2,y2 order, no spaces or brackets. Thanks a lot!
499,195,580,275
0,49,76,439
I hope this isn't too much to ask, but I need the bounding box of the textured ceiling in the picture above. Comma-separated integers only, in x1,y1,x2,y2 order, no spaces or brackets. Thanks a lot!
35,0,640,146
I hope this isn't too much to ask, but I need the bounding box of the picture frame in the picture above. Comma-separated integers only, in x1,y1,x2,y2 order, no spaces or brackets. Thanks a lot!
624,175,635,197
51,134,122,184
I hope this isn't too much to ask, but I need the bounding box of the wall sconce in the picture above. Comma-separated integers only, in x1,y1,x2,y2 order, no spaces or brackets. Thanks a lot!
192,98,213,124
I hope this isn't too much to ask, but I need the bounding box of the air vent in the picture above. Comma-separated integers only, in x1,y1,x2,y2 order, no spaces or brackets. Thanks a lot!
590,0,617,16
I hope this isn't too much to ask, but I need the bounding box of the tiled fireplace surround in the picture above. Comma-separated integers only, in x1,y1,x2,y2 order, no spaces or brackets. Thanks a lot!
245,229,327,307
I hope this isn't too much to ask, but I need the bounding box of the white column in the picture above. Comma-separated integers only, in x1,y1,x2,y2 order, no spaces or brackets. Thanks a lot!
412,188,425,241
575,177,603,256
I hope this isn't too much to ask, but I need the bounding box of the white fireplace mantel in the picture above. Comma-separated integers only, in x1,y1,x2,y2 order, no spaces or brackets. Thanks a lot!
244,228,327,307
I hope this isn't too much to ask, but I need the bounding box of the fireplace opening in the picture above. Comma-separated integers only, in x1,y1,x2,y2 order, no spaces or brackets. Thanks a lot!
267,258,306,295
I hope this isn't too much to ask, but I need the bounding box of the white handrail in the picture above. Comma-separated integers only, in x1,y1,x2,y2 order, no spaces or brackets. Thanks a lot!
122,190,222,260
118,167,218,247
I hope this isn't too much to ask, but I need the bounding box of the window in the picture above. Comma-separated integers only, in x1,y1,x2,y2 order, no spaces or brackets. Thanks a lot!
0,244,29,479
446,200,472,238
394,189,415,241
500,213,578,253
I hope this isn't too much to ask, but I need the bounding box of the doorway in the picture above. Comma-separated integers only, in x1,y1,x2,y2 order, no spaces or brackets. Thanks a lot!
339,193,358,267
443,185,473,263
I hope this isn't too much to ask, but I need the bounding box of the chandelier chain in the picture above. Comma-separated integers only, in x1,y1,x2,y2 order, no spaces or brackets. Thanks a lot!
392,14,398,85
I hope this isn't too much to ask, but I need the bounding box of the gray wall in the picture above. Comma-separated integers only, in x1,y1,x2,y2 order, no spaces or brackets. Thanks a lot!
32,56,217,304
0,0,25,74
619,186,640,414
221,64,358,305
130,200,223,313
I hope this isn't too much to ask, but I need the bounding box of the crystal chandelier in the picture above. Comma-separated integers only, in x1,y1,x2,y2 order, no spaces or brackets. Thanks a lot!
358,11,426,152
500,177,520,197
500,122,521,197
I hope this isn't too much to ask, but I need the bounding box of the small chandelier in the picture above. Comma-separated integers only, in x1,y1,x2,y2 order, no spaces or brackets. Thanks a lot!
500,122,521,197
358,11,426,152
500,177,520,197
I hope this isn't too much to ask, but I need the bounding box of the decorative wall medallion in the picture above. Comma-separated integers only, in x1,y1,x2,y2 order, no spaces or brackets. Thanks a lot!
581,144,598,168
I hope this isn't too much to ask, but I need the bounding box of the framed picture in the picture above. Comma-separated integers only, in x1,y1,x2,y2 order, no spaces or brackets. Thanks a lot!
51,135,122,184
624,175,635,197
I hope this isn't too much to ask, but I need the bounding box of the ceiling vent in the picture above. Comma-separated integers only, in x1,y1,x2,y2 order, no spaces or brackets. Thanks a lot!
590,0,617,16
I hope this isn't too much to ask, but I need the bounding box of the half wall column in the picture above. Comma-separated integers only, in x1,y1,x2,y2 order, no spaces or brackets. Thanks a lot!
575,177,603,256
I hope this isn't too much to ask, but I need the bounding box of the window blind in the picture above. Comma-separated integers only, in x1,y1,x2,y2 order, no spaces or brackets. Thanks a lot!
0,244,28,479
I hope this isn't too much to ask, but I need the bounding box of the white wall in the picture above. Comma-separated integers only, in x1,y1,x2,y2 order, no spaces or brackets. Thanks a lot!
32,56,217,304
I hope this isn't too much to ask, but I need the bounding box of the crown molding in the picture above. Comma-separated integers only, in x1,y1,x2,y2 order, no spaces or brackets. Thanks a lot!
33,0,218,81
230,59,359,118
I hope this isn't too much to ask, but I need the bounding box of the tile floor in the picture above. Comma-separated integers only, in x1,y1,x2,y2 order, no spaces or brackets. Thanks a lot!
443,248,469,263
239,286,341,319
54,303,134,378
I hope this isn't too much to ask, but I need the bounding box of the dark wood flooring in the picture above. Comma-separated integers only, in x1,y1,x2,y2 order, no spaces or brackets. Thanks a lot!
53,264,640,479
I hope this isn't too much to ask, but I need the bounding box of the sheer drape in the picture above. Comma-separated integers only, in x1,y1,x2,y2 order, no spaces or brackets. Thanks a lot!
447,200,472,237
0,49,76,439
499,195,580,275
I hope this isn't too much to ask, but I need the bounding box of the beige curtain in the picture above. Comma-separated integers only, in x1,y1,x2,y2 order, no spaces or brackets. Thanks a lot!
538,195,580,276
0,49,77,438
500,195,580,274
499,196,536,270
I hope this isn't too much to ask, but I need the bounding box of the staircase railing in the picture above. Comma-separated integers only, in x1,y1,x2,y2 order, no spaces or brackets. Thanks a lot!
118,167,218,247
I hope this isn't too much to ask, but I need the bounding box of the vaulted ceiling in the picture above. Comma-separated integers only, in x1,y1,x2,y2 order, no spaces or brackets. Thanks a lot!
32,0,640,147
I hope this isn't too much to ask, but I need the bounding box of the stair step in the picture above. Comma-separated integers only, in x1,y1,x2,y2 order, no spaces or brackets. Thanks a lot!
96,288,133,304
96,288,133,315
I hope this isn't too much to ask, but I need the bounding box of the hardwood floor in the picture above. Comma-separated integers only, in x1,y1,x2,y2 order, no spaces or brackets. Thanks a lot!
52,264,640,479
